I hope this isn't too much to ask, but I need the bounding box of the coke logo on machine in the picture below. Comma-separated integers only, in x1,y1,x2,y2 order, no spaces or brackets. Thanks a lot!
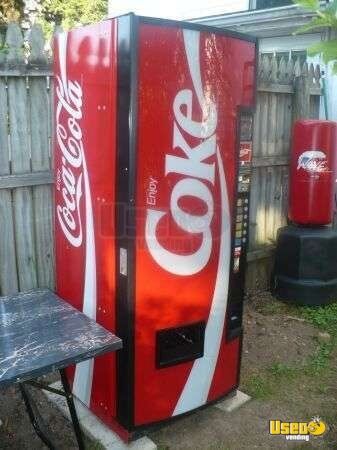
240,147,250,157
54,34,96,408
145,32,220,276
55,54,84,247
297,150,329,174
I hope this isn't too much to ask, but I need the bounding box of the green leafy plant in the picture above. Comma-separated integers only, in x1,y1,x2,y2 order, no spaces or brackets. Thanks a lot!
41,0,108,29
0,42,9,55
294,0,337,72
0,0,24,24
37,0,108,39
299,302,337,335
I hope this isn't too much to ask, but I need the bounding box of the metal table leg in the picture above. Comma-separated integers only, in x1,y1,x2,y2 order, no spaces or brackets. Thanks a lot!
20,370,85,450
59,369,85,450
19,383,56,450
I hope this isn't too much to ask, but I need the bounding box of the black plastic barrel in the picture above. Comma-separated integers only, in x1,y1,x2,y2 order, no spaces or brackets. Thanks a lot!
272,225,337,306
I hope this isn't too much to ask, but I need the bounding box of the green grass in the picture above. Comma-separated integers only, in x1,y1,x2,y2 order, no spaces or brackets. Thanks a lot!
299,302,337,336
244,362,300,399
244,342,335,400
244,298,337,400
307,342,334,374
244,374,274,399
299,303,337,376
85,440,105,450
268,362,298,379
256,295,337,338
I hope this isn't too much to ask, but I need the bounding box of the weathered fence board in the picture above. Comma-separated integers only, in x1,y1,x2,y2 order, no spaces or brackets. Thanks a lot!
0,171,53,188
0,190,18,293
7,25,38,292
0,23,53,295
13,188,38,290
0,78,8,171
245,54,322,291
0,25,322,295
28,25,54,290
0,30,19,295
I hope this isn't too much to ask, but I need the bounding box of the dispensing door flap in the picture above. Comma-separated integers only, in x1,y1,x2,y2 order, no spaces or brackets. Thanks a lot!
156,322,205,369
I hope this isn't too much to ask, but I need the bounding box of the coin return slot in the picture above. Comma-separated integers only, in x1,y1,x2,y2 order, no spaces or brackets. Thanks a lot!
156,322,205,368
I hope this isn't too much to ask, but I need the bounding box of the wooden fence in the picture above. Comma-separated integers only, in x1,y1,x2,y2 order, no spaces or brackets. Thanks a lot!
0,24,322,295
245,54,322,290
0,23,54,295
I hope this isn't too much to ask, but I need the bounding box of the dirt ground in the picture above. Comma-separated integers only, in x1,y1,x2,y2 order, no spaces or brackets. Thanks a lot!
150,293,337,449
0,291,336,449
0,382,80,449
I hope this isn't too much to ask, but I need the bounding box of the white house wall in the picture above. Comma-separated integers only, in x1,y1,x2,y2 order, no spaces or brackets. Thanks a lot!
259,33,322,53
108,0,249,20
259,34,336,120
325,63,337,121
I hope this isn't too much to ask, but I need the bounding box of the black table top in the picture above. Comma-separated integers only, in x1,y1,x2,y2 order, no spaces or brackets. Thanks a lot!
0,289,122,387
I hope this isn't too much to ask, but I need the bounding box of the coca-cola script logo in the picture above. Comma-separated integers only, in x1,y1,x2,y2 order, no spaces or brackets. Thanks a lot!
240,147,250,157
297,150,328,174
55,48,84,247
145,33,218,276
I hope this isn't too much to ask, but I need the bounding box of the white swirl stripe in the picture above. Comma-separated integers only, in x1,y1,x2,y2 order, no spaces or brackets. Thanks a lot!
173,30,231,416
72,148,97,406
56,32,97,407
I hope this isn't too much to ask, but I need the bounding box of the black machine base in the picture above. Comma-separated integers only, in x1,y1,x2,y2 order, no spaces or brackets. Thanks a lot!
272,225,337,306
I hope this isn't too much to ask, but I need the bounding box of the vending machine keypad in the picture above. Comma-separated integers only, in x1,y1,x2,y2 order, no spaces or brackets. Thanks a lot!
226,110,253,341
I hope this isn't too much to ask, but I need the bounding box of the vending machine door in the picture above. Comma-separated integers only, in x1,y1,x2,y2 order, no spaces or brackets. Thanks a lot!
115,16,256,429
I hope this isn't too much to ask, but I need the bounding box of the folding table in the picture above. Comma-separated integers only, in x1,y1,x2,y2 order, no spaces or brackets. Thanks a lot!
0,289,122,449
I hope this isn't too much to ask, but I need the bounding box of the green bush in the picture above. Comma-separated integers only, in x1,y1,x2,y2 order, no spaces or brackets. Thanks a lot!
295,0,337,72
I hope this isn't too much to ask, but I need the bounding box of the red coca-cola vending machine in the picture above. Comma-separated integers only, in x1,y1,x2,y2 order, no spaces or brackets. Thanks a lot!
54,14,256,439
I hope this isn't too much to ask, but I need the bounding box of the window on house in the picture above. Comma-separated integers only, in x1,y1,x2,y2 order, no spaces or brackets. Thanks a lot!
251,0,330,9
251,0,293,9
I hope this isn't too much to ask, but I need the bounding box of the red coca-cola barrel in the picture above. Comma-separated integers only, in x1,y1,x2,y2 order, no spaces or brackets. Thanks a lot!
289,119,337,226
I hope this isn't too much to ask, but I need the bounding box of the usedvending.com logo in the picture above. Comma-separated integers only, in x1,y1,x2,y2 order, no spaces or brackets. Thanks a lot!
297,150,328,173
269,416,326,442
